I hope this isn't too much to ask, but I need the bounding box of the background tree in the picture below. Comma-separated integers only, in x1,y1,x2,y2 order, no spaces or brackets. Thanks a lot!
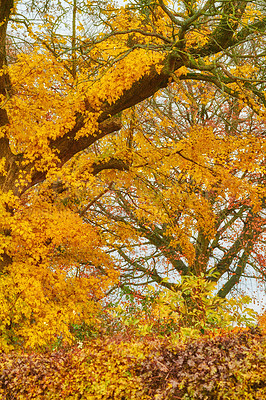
84,80,265,301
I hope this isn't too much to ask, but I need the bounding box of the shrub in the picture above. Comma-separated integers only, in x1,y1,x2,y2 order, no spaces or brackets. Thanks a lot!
0,328,265,400
139,327,266,399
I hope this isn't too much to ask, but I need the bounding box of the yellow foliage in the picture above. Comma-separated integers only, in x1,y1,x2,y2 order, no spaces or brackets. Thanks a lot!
0,0,265,351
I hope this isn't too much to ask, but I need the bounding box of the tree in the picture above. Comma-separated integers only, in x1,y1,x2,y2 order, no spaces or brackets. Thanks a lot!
86,80,265,300
0,0,265,349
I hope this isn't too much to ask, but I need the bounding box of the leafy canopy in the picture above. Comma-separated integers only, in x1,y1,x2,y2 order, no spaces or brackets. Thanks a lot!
0,0,265,349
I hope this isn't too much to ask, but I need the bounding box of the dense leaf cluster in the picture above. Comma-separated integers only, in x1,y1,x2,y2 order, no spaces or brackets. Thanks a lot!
0,328,265,399
0,339,148,400
140,327,266,399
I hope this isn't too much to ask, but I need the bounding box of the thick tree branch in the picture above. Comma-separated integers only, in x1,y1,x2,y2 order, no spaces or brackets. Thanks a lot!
218,245,252,298
50,116,122,165
195,0,248,56
211,213,263,281
0,0,13,127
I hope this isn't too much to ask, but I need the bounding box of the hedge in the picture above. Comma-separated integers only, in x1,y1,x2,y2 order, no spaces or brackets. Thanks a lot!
0,328,265,399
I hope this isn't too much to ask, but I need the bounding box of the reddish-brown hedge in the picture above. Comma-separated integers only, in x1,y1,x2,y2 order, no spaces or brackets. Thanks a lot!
140,327,266,399
0,328,265,399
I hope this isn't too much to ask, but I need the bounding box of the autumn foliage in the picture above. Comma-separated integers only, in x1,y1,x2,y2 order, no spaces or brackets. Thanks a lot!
87,82,265,299
1,274,265,399
0,327,265,400
0,4,265,396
